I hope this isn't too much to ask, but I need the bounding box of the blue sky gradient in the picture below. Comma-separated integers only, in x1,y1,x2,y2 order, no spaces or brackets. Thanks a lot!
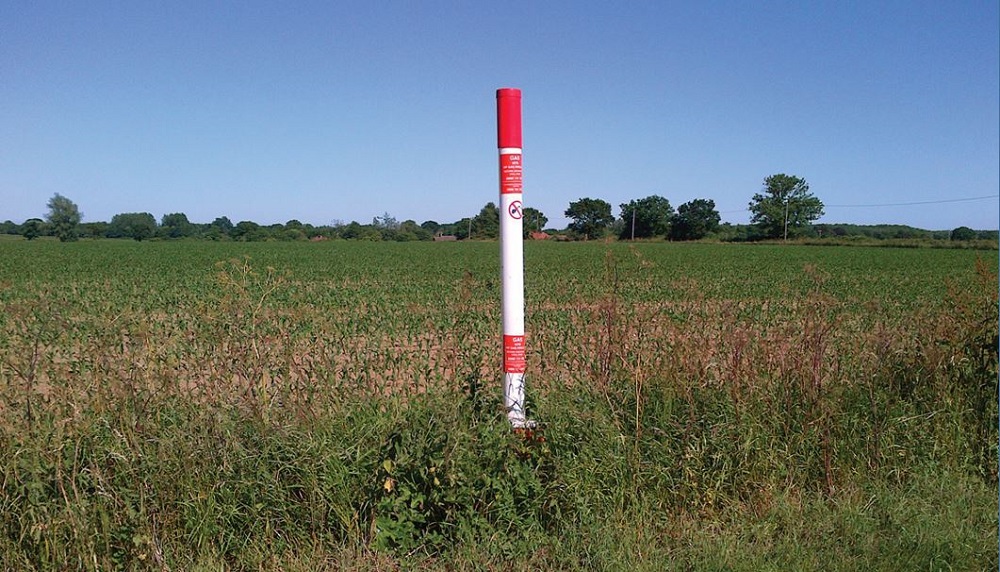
3,1,998,230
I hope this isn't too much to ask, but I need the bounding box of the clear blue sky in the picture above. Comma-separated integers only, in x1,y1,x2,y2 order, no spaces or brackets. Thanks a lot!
3,1,998,230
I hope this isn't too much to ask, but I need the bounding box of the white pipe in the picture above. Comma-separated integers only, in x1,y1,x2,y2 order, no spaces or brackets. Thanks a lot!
499,148,527,427
496,88,531,428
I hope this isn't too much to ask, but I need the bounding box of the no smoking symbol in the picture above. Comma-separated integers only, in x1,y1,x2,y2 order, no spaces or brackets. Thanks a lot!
508,200,523,220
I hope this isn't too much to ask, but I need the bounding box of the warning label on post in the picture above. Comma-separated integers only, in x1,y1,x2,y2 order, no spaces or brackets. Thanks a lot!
503,334,526,373
508,200,523,220
500,153,522,195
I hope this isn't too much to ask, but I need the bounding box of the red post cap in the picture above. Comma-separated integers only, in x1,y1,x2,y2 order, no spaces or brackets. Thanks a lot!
496,88,522,149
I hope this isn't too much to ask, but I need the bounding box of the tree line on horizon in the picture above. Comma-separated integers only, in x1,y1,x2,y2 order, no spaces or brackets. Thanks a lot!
6,174,996,244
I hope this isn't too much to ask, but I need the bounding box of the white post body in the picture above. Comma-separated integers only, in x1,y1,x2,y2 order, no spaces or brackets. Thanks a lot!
496,87,531,429
499,147,527,427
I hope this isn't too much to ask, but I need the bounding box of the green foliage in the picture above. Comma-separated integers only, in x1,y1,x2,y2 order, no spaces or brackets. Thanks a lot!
160,212,194,239
521,207,547,237
45,193,82,242
211,216,234,234
339,221,383,241
370,388,559,554
670,198,720,240
20,218,45,240
448,218,470,240
950,226,977,241
372,212,399,231
0,241,995,569
566,197,614,240
471,202,500,239
109,212,157,241
396,220,431,242
232,220,265,241
618,195,674,240
79,221,109,239
816,223,937,240
420,220,441,235
749,173,824,239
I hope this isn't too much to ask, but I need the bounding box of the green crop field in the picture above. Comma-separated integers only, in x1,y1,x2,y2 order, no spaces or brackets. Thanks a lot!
0,240,996,570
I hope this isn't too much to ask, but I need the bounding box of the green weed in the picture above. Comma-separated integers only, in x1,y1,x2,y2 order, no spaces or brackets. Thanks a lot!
0,240,995,570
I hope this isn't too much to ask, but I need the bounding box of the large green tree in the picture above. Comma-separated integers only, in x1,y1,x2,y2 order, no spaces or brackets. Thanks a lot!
211,216,234,233
471,202,500,239
109,212,157,241
160,212,194,238
451,217,472,240
80,221,109,239
372,212,399,231
45,193,82,242
21,218,45,240
281,220,309,241
232,220,266,241
670,198,721,241
950,226,976,241
619,195,674,240
420,220,442,236
203,216,234,240
340,221,380,241
749,174,824,240
565,198,614,240
395,220,431,242
522,207,548,237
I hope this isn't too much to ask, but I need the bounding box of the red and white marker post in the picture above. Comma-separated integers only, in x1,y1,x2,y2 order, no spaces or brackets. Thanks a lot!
496,88,532,429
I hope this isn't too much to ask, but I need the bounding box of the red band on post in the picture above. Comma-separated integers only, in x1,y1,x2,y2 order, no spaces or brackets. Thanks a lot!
496,88,522,149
